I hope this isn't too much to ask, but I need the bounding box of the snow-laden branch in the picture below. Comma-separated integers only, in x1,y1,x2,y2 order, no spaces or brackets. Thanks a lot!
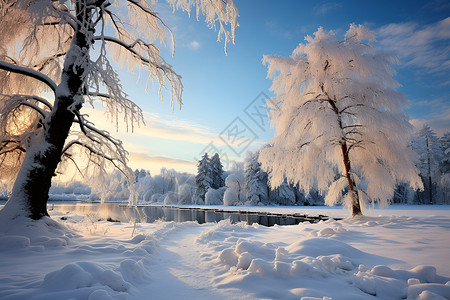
73,115,122,149
19,102,47,119
95,36,166,70
126,0,175,54
0,61,57,93
167,0,239,55
0,94,53,110
61,140,130,179
94,35,182,110
62,140,115,163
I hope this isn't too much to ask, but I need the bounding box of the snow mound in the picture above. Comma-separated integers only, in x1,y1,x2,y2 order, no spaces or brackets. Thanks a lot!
0,235,30,249
201,218,450,300
0,215,68,239
1,208,449,299
42,262,129,292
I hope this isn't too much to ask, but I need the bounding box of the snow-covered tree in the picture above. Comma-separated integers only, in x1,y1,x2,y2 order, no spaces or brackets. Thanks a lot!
259,25,422,216
134,169,149,182
210,153,225,189
178,183,195,205
440,132,450,174
412,125,443,204
244,151,268,205
205,187,225,205
440,132,450,203
0,0,238,220
91,170,130,202
273,182,296,206
194,153,212,204
223,162,246,206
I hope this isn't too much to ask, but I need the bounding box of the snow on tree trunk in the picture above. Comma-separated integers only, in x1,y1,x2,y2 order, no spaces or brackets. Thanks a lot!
0,0,238,220
259,24,423,217
1,3,92,219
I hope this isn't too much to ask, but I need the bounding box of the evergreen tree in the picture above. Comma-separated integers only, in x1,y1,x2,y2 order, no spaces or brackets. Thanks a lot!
412,125,443,204
210,153,225,189
194,153,212,203
440,132,450,174
134,169,148,182
244,152,268,205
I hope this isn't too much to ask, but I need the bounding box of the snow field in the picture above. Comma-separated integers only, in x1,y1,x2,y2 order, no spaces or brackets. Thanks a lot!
0,208,449,299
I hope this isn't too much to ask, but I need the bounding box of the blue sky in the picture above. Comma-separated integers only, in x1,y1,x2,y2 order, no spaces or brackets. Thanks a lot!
98,0,450,175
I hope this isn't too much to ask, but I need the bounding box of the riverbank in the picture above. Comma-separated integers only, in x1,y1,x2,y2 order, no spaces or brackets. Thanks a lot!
0,206,449,299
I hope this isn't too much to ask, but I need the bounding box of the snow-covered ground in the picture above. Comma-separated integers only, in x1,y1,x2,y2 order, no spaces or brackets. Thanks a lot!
0,206,449,300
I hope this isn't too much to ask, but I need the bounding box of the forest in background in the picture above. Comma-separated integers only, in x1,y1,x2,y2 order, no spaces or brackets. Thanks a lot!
2,124,446,207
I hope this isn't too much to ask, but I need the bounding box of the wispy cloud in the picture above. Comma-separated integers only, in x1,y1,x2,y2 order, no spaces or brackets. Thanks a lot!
188,40,200,51
410,98,450,136
139,112,230,146
377,17,450,76
128,151,196,174
313,2,342,16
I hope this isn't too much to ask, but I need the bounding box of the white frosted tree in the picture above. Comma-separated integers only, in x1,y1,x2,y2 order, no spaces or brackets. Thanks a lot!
223,162,245,206
412,125,443,204
259,25,422,216
194,153,212,204
244,151,268,205
273,182,296,205
0,0,238,220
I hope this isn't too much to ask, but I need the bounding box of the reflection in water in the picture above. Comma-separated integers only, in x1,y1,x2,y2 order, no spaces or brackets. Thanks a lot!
46,203,333,227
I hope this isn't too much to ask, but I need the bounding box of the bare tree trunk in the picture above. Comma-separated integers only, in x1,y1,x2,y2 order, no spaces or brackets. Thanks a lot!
341,144,362,216
428,175,432,205
2,3,92,220
326,95,362,216
426,137,433,204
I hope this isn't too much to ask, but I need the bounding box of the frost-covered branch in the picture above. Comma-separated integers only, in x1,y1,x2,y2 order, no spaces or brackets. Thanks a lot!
167,0,239,55
94,35,183,110
127,0,174,51
62,140,115,163
0,61,57,93
0,140,26,155
19,102,48,119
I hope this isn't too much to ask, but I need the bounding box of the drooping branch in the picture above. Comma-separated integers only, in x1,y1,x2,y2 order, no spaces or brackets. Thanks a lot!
0,61,57,93
0,142,26,156
126,0,175,53
94,35,182,109
85,92,144,128
1,94,53,110
73,116,122,148
62,140,114,162
19,102,48,119
33,51,68,73
62,140,130,178
95,36,163,67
